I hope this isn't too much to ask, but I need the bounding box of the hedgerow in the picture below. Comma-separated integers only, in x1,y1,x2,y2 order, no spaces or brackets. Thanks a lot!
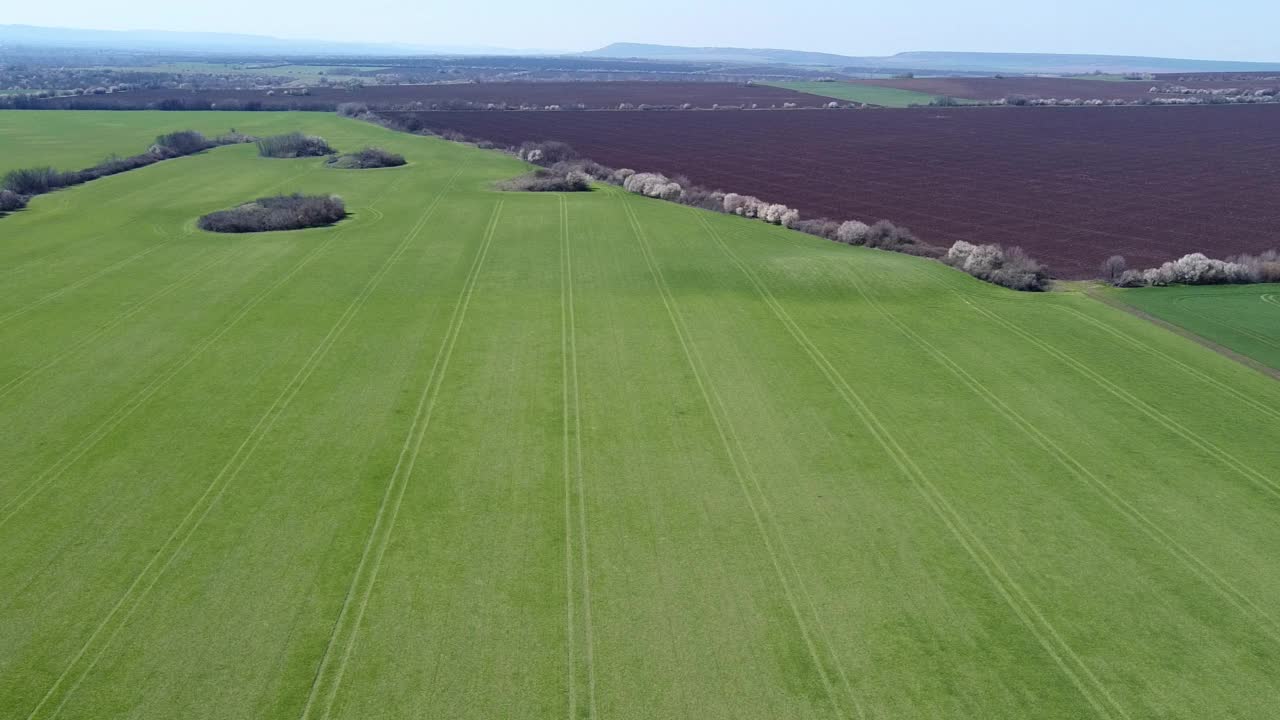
367,122,1049,291
1,130,252,220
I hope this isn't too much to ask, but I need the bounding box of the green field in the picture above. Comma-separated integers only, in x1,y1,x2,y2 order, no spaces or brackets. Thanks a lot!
1108,283,1280,370
766,81,960,107
3,111,1280,719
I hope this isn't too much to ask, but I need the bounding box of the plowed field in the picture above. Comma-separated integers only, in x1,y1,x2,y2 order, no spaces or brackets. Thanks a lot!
397,105,1280,278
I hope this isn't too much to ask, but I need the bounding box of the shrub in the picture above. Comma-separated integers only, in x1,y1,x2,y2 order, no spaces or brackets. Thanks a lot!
1101,255,1127,283
2,167,65,195
863,220,920,251
497,169,591,192
326,147,407,169
337,102,369,117
256,132,335,158
153,130,212,157
944,241,1049,291
198,194,347,233
517,140,576,166
624,172,682,200
836,220,870,245
1115,252,1274,287
0,189,26,213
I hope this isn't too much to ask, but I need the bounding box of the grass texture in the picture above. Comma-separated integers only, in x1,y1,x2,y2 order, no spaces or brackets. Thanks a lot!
1,110,1279,719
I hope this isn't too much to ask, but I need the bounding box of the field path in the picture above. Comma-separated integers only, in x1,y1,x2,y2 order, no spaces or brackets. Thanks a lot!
559,196,598,720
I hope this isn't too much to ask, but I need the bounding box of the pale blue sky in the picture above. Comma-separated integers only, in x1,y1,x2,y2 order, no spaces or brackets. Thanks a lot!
9,0,1280,61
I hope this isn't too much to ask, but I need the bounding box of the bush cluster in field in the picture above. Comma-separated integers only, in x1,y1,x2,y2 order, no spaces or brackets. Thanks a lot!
0,129,253,216
326,147,406,169
197,194,347,233
256,132,335,158
1102,251,1280,287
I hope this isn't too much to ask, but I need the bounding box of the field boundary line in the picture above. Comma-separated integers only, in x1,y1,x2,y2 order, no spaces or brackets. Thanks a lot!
299,198,502,720
559,195,598,720
623,199,860,720
1263,293,1278,308
1171,296,1280,349
1052,303,1280,420
841,264,1280,642
24,173,425,720
0,240,239,402
692,210,1124,720
950,292,1280,502
1077,287,1280,383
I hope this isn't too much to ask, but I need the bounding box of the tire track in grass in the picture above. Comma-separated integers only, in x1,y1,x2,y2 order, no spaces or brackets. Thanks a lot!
559,196,598,720
905,261,1280,499
1262,293,1278,308
24,171,449,720
690,210,1125,720
950,293,1280,502
0,237,179,328
0,234,237,402
839,263,1280,643
622,200,861,720
299,200,503,720
0,175,406,527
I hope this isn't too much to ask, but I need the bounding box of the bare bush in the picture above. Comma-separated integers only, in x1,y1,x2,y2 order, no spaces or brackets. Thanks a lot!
256,132,335,158
326,147,407,169
152,130,212,157
1101,255,1127,282
2,167,65,195
337,102,369,118
198,194,347,233
497,169,591,192
517,140,576,166
0,189,26,213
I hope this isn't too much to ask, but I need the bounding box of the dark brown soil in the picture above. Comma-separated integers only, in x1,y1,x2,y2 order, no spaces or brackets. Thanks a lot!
845,76,1279,101
393,105,1280,279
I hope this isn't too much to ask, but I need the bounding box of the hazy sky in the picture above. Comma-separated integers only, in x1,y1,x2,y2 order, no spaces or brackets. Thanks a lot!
7,0,1280,61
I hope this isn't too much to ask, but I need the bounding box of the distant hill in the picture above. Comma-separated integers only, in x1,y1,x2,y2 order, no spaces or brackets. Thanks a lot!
585,43,1280,74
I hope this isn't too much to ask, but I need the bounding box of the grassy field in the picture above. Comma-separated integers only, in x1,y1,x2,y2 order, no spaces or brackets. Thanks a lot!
1108,283,1280,370
0,111,334,173
765,81,956,107
2,110,1280,719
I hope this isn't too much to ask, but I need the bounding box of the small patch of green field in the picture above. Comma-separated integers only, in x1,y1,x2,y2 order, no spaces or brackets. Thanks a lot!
1107,283,1280,370
766,81,964,107
2,110,1280,719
